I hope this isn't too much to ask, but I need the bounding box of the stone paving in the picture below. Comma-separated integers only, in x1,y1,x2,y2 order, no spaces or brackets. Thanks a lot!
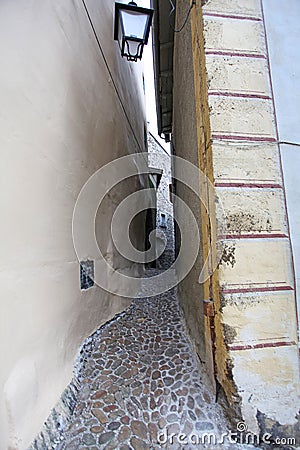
58,270,256,450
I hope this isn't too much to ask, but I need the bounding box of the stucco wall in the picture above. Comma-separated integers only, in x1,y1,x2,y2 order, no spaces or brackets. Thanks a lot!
172,4,207,365
0,1,147,448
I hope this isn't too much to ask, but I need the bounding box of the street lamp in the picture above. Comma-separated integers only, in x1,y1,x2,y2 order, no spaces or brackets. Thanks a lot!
149,167,162,189
114,1,154,62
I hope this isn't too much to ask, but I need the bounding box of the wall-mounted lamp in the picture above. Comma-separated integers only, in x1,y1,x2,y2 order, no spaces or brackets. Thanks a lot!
114,1,154,62
149,167,163,189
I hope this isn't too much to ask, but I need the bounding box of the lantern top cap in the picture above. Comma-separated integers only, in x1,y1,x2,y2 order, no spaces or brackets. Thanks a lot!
114,2,154,16
114,2,154,42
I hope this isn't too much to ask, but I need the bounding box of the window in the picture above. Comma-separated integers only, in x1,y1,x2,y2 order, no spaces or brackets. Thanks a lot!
160,212,167,228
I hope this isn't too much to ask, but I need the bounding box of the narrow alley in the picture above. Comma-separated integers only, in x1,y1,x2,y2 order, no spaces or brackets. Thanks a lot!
1,1,299,449
45,270,254,450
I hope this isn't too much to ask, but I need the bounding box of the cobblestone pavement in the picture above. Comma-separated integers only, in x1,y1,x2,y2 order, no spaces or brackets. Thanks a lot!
59,271,256,450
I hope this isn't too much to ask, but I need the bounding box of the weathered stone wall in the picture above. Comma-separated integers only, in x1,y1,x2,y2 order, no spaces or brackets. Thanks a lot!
148,133,175,269
0,1,147,448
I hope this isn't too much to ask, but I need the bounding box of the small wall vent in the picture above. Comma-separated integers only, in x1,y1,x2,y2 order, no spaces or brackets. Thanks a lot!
80,260,94,290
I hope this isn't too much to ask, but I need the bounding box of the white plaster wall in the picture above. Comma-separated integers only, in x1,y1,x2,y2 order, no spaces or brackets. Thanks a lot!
263,0,300,338
280,145,300,337
0,1,146,448
263,0,300,143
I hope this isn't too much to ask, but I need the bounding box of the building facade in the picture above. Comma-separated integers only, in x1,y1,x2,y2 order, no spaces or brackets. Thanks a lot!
153,0,300,438
0,1,148,448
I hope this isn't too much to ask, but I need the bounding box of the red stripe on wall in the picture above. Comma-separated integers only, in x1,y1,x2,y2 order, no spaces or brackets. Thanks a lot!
208,91,271,100
205,50,266,59
212,134,276,142
215,182,282,189
221,286,294,295
218,234,288,240
228,341,296,351
203,12,262,22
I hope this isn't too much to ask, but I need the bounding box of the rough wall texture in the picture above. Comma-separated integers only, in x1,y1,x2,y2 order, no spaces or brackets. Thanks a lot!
199,0,299,436
0,1,147,448
172,3,207,369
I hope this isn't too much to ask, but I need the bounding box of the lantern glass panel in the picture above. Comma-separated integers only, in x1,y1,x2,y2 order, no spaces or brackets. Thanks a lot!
120,9,149,40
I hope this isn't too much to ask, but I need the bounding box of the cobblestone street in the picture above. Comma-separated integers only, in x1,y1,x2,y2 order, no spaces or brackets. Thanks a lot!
58,270,256,450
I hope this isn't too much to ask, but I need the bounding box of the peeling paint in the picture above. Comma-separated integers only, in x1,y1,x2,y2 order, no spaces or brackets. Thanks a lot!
223,323,237,345
219,243,236,267
226,212,272,233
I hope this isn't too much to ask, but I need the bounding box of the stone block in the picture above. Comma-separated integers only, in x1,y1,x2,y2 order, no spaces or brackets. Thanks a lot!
230,345,300,432
203,17,265,56
219,238,294,290
212,143,281,186
203,0,261,19
216,188,287,236
209,96,276,139
221,291,298,345
206,55,270,96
